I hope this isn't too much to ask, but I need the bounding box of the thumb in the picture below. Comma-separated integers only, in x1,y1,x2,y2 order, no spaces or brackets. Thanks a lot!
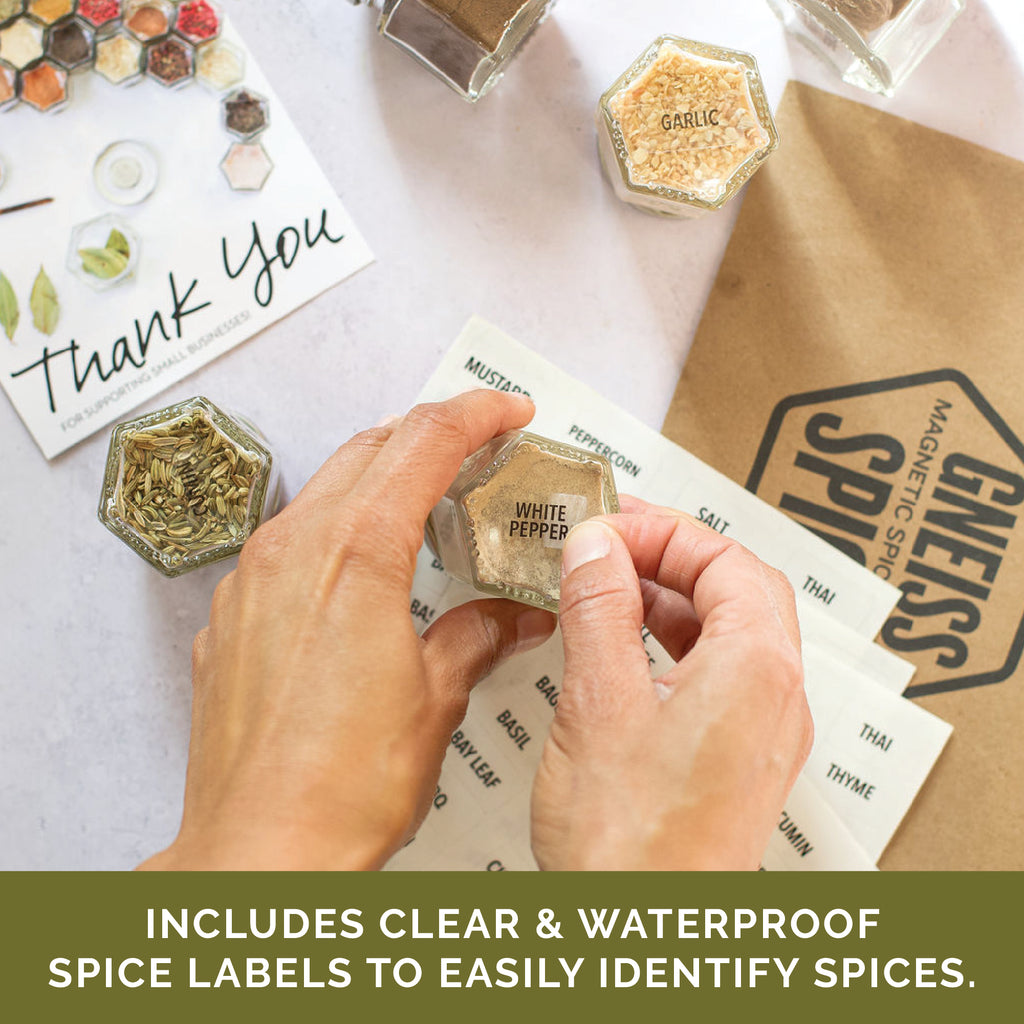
423,598,556,712
558,520,653,714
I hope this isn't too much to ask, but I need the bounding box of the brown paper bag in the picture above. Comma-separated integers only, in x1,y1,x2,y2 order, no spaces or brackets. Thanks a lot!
663,81,1024,869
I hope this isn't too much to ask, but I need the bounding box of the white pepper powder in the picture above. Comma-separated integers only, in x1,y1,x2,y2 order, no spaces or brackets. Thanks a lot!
463,441,606,605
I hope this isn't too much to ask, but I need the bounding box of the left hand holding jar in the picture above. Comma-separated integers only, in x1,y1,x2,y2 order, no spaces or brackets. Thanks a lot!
138,390,556,870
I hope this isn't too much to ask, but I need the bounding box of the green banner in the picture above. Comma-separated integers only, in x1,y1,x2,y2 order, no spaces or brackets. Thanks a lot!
4,872,1019,1020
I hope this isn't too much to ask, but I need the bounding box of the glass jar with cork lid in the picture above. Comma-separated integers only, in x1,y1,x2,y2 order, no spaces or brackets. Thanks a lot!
765,0,966,96
98,396,281,577
426,430,619,613
597,35,779,218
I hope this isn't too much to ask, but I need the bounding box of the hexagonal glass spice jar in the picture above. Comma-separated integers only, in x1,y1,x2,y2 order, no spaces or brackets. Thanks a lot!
195,37,244,92
597,36,779,218
66,212,139,289
98,396,281,577
222,87,268,140
765,0,966,97
45,18,96,71
122,0,174,42
173,0,220,46
145,34,193,88
0,15,45,69
94,30,143,85
76,0,123,35
19,59,69,112
425,430,619,612
220,140,272,191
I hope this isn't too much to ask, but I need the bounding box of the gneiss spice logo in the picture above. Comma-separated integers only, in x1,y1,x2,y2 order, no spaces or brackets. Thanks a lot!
747,370,1024,698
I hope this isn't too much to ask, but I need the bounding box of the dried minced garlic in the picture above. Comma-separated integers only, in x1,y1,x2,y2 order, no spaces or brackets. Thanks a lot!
598,37,778,216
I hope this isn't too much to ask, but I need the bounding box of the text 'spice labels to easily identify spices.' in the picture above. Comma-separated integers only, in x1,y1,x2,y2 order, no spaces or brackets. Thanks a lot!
426,430,619,613
98,396,281,577
598,36,778,218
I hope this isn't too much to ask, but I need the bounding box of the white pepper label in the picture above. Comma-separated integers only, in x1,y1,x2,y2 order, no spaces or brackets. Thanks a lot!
506,493,587,549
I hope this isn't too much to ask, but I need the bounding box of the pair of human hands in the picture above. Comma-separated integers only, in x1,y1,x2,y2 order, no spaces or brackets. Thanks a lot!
139,390,811,871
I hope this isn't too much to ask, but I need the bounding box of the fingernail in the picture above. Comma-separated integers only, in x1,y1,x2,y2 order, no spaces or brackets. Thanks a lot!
562,520,612,576
374,413,403,428
515,608,557,652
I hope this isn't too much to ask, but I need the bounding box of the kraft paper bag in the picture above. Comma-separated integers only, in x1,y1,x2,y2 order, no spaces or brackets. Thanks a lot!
662,81,1024,870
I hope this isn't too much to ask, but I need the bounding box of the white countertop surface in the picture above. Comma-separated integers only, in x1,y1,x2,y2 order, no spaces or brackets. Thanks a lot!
3,0,1023,869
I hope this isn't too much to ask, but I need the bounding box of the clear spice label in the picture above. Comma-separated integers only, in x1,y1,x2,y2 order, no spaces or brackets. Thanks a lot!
507,493,587,548
609,43,770,199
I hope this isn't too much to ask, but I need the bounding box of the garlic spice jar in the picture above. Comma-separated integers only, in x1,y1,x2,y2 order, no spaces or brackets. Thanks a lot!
98,396,281,577
597,36,778,218
765,0,966,96
426,431,619,612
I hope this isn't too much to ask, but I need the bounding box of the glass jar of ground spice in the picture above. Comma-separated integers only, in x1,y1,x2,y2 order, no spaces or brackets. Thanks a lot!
123,0,173,42
98,396,282,577
765,0,966,95
348,0,556,102
222,87,267,139
46,19,95,70
597,36,779,218
426,430,619,613
20,59,68,112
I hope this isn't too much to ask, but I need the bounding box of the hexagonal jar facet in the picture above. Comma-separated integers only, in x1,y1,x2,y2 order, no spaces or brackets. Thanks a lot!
145,34,193,87
66,212,139,290
597,36,779,218
46,18,95,70
222,87,267,139
174,0,219,45
76,0,123,33
195,37,244,92
123,0,173,42
20,59,68,111
94,30,142,84
426,430,620,612
27,0,73,25
98,396,279,577
220,140,272,191
0,16,45,68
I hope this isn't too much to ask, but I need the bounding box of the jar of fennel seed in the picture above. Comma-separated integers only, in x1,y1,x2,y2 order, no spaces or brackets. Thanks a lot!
98,396,281,577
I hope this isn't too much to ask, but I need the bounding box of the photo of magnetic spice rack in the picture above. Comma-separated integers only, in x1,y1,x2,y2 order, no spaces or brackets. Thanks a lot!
0,1,272,190
0,0,226,109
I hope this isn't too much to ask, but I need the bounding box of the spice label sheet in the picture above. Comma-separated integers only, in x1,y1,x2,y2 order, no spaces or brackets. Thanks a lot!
0,17,373,459
387,318,951,871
